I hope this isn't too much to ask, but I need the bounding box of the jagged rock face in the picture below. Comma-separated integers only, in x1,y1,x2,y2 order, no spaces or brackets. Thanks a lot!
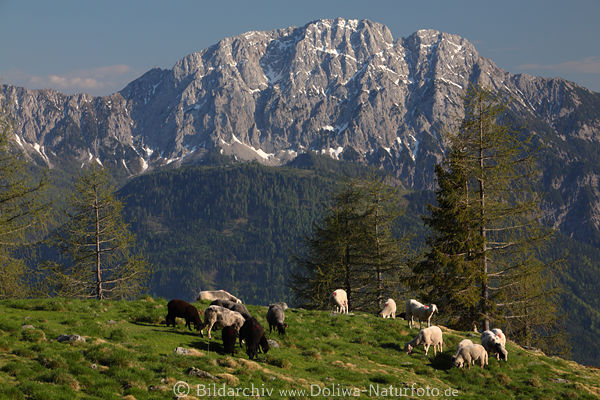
1,18,600,244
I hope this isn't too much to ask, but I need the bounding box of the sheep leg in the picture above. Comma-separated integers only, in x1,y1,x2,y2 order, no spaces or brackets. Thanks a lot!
424,344,429,355
206,322,214,339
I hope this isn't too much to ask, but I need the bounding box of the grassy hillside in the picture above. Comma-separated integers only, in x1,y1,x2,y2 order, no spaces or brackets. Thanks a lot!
0,298,598,399
115,160,600,366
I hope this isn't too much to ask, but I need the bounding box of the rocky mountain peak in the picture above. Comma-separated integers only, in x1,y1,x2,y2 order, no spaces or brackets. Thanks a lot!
1,18,600,245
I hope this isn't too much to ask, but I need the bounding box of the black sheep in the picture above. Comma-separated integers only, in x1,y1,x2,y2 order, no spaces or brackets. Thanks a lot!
222,325,237,356
166,299,203,331
239,317,268,360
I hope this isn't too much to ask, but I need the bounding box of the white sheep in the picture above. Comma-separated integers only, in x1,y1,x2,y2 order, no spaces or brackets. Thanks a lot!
404,326,443,356
379,298,396,319
330,289,348,314
197,290,243,304
201,305,245,339
452,339,474,361
269,302,288,311
481,330,508,361
453,344,488,369
405,299,438,329
491,328,506,347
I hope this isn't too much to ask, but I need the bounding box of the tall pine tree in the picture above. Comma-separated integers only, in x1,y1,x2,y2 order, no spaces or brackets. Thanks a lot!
360,175,411,311
290,180,366,309
0,109,51,298
415,85,561,348
291,176,410,313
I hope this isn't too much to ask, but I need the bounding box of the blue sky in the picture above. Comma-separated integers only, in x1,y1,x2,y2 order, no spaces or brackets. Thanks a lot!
1,0,598,95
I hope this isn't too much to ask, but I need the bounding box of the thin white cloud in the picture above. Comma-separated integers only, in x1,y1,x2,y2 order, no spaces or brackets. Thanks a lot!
518,57,600,74
1,65,137,95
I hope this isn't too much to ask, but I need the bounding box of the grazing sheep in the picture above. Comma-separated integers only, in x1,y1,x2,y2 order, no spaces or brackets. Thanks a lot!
222,325,237,356
210,299,252,319
239,317,269,360
269,302,288,311
452,339,474,363
197,290,242,304
453,344,488,370
202,305,245,339
481,330,508,361
405,299,438,329
379,298,397,319
330,289,348,314
165,299,203,331
404,326,443,356
266,303,288,335
491,328,507,347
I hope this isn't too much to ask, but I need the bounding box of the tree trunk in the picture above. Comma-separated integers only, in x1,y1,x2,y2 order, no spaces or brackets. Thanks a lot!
478,98,490,332
93,183,103,300
375,194,384,309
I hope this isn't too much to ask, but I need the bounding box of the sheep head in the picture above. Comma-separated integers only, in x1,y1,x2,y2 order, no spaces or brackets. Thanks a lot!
453,355,465,368
499,346,508,361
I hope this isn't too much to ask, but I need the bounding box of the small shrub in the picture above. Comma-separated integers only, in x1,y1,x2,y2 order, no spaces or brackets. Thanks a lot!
108,328,126,342
38,370,80,391
37,353,68,370
265,356,291,369
0,385,25,400
498,372,511,386
302,350,321,359
84,344,133,368
36,299,66,312
527,377,542,388
369,374,393,384
20,329,46,343
0,339,11,352
12,347,35,358
131,309,163,324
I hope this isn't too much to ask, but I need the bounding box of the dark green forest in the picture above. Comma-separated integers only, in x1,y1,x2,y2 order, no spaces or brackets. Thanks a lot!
119,154,376,305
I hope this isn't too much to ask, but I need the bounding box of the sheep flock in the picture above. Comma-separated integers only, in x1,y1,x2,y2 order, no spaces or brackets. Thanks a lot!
164,289,509,371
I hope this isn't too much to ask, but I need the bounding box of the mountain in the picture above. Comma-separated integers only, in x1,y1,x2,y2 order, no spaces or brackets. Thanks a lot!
1,18,600,246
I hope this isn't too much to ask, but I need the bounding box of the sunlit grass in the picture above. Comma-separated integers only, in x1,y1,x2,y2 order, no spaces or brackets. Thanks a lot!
0,298,598,399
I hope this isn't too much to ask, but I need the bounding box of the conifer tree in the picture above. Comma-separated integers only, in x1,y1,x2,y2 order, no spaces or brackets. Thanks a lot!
415,85,560,347
0,110,51,298
291,176,410,312
290,180,366,309
47,165,150,299
360,176,411,311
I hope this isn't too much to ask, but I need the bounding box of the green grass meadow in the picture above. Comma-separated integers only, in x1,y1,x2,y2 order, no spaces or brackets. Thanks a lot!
0,298,598,399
